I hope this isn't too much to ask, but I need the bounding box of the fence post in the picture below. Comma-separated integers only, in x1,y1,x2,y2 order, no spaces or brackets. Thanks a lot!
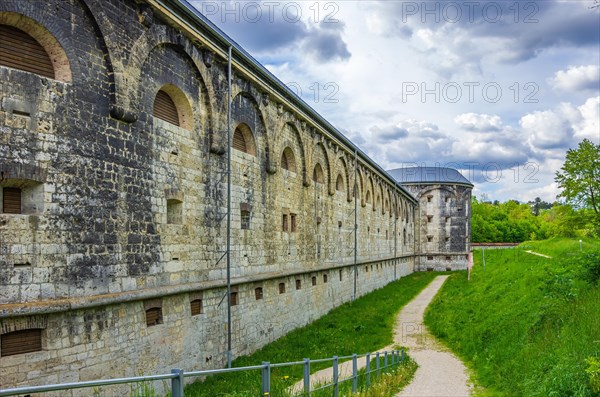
352,354,358,393
376,352,380,377
303,358,311,395
262,362,270,395
365,353,371,388
171,368,184,397
384,351,388,368
401,348,405,363
333,356,339,397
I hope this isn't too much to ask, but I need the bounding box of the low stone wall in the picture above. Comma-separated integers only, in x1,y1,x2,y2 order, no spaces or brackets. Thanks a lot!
0,256,414,395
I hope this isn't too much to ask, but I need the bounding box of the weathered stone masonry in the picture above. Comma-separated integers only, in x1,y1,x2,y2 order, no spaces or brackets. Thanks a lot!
0,0,470,393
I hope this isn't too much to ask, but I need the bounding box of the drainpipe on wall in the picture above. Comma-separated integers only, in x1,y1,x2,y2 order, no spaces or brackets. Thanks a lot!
226,45,232,369
353,149,357,301
394,185,398,280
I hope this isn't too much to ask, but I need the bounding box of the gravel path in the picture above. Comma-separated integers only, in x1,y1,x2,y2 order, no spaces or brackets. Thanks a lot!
395,275,472,397
290,275,473,396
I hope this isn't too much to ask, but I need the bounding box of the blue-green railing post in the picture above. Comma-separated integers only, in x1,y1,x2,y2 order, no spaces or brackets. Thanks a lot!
401,348,405,362
384,351,388,368
352,354,358,393
261,362,270,395
171,369,183,397
365,353,371,388
376,352,380,377
333,356,339,397
303,358,311,395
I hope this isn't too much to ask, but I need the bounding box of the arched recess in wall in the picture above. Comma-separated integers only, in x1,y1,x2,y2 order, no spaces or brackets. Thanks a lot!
365,190,372,205
311,142,332,194
280,147,296,173
356,169,365,206
0,12,73,82
366,176,375,207
118,19,216,126
153,84,194,130
232,123,257,156
335,174,344,192
232,92,268,168
140,44,206,145
336,156,352,202
276,122,306,183
313,163,325,184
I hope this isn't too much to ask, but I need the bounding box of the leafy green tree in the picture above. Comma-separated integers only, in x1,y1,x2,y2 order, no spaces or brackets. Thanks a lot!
555,139,600,231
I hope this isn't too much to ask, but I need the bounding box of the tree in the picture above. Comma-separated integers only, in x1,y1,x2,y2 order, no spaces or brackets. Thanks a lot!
555,139,600,225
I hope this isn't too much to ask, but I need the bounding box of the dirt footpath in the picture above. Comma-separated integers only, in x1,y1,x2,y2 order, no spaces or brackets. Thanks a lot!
395,275,473,397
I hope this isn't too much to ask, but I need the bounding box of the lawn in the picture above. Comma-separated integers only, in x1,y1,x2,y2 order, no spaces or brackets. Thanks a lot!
425,238,600,396
184,271,439,396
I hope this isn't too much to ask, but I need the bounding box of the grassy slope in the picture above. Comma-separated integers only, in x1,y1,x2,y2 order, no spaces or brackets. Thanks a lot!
185,271,439,396
425,238,600,396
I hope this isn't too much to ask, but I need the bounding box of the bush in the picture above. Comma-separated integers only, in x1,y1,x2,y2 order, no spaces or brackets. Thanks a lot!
585,356,600,393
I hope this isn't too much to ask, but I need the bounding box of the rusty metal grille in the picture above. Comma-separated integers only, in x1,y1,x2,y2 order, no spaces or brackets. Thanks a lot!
2,187,21,214
0,25,54,79
153,90,180,126
1,329,42,357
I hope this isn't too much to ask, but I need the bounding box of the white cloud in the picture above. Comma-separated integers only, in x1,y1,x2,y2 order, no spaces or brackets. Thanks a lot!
551,65,600,91
521,110,573,151
454,113,502,132
575,96,600,142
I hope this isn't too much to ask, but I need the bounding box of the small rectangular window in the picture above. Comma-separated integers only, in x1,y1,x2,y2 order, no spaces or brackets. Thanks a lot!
311,276,317,286
2,187,21,214
323,274,328,283
365,266,369,273
241,210,250,230
427,236,433,242
282,214,288,231
296,279,301,290
445,197,450,203
427,195,433,203
339,269,343,281
145,307,163,327
290,213,297,232
278,283,286,294
427,215,433,223
190,299,203,316
231,291,239,306
1,329,42,357
427,256,434,260
445,237,450,242
446,256,451,261
446,217,450,223
255,287,263,300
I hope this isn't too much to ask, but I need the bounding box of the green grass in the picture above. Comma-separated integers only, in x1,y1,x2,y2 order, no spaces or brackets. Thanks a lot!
184,271,439,396
425,238,600,396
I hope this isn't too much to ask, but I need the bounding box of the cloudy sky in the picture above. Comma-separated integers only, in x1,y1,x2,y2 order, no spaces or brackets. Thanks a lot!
190,0,600,203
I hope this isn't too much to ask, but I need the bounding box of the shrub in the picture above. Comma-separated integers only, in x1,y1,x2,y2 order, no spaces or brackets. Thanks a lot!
585,356,600,393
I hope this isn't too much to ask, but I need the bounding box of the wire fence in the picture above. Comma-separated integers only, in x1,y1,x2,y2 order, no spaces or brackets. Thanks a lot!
0,349,405,397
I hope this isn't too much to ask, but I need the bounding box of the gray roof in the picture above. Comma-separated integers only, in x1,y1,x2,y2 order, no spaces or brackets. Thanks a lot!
387,167,473,186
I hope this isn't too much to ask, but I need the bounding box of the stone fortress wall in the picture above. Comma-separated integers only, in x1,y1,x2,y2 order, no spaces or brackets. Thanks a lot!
0,0,470,392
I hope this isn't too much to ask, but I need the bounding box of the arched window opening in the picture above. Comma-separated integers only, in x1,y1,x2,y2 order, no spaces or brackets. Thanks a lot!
153,90,180,126
313,163,324,184
281,147,296,172
336,174,344,191
0,25,54,79
232,124,257,156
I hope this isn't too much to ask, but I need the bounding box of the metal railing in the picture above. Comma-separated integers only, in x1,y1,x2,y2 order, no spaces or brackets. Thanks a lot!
0,348,405,397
